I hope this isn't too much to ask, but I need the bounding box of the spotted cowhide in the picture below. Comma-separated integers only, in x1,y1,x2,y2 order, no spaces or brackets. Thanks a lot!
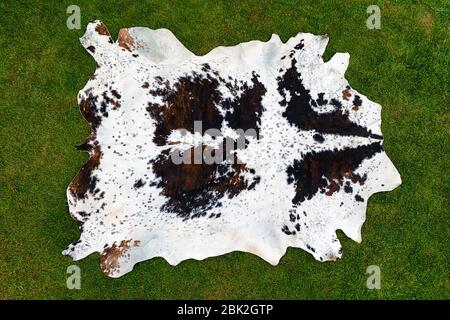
63,21,401,277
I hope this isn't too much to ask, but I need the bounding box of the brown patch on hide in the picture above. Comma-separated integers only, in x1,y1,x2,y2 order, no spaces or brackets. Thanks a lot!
94,22,113,43
100,91,122,113
342,88,352,101
223,74,266,134
69,146,101,199
287,142,382,203
324,172,367,196
346,172,367,185
109,97,121,110
95,22,110,36
147,74,223,146
352,95,362,111
277,58,382,139
325,180,341,196
152,147,260,219
100,240,140,276
148,70,266,145
118,28,135,51
79,92,102,130
111,90,121,100
147,67,265,218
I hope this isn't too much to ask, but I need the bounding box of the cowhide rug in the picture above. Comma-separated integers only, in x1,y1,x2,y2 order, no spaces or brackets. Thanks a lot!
63,21,401,277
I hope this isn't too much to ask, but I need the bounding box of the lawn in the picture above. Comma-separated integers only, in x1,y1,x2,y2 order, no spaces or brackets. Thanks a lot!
0,0,448,299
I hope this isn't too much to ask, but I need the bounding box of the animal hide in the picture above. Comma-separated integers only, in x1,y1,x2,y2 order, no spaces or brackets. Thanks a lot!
63,21,401,277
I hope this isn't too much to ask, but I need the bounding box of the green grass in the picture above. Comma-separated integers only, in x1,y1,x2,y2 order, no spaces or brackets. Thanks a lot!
0,0,448,299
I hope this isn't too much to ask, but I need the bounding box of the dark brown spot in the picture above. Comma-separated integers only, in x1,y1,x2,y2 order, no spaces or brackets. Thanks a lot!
111,90,121,99
294,41,305,50
70,146,101,199
344,185,353,193
152,147,260,219
316,93,328,106
342,88,352,101
223,73,266,135
352,95,362,111
277,58,376,138
133,179,145,189
79,92,101,130
313,133,325,143
287,142,382,204
147,73,224,145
